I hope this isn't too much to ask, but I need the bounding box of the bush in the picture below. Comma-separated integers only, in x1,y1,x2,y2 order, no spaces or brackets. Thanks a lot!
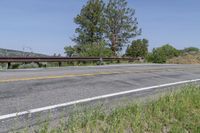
182,47,199,53
149,44,180,63
11,63,20,69
18,63,39,69
126,39,148,58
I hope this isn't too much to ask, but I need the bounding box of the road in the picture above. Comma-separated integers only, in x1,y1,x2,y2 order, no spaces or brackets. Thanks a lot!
0,64,200,131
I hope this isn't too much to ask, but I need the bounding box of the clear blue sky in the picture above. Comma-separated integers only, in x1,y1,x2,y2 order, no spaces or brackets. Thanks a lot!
0,0,200,55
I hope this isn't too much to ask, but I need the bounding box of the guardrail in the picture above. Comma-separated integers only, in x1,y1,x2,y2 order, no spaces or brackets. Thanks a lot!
0,57,138,69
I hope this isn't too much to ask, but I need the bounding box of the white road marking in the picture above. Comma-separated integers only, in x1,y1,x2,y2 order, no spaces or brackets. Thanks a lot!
0,78,200,121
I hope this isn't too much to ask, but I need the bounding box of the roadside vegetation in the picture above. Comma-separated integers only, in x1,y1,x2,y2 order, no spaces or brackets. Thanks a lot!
0,0,199,69
167,50,200,64
22,85,200,133
63,0,199,65
64,0,141,57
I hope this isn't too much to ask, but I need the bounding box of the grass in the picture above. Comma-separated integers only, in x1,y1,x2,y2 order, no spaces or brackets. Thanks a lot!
167,52,200,64
20,85,200,133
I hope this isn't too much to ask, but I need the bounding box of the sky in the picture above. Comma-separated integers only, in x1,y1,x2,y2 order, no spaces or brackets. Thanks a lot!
0,0,200,55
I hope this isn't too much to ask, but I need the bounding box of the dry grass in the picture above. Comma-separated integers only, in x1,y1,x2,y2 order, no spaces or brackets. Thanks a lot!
167,52,200,64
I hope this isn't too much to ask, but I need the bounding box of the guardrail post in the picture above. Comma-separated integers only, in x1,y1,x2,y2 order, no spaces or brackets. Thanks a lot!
7,62,11,69
58,62,62,67
100,57,103,65
36,62,42,68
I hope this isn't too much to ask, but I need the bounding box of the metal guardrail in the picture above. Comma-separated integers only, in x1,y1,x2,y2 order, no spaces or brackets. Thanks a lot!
0,57,136,63
0,57,138,69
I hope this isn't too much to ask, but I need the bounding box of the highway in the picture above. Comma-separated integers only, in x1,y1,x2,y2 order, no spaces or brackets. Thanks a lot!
0,64,200,132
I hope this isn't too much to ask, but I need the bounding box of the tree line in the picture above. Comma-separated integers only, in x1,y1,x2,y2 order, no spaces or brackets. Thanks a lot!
124,40,199,63
64,0,199,64
147,45,199,63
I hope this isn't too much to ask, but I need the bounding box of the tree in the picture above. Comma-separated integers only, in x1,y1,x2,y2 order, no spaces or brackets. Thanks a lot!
64,42,113,57
149,44,180,63
73,0,105,45
69,0,141,57
104,0,141,55
78,42,113,57
64,46,76,57
149,48,167,63
183,47,199,53
126,39,148,58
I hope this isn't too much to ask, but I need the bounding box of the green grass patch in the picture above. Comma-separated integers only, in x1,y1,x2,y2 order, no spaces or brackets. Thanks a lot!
22,85,200,133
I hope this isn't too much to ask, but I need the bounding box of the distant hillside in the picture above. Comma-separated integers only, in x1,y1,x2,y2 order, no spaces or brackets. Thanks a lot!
0,48,48,57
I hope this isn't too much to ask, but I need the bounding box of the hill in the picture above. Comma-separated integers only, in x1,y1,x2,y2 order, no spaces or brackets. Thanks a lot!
0,48,48,57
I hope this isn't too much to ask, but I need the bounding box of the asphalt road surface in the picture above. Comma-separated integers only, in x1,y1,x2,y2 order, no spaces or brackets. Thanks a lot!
0,64,200,131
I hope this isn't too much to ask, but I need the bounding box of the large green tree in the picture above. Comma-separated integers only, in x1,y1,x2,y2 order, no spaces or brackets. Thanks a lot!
73,0,105,45
64,46,76,57
78,42,112,57
65,42,113,57
104,0,141,55
67,0,141,57
126,39,148,58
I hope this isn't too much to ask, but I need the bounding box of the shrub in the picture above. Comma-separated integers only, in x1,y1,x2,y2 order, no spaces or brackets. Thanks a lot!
183,47,199,53
149,44,180,63
126,39,149,58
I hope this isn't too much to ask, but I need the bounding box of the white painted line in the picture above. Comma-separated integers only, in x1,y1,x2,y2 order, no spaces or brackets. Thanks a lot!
0,78,200,121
